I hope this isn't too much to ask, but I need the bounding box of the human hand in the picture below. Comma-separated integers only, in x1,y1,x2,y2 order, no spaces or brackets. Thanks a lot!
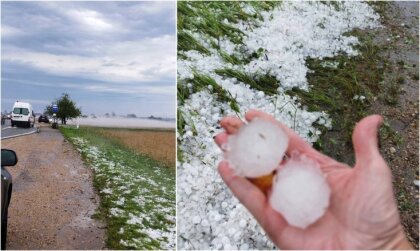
214,109,412,250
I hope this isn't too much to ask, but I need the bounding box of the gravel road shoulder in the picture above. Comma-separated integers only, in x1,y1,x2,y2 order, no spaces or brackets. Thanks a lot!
2,124,105,249
371,2,419,248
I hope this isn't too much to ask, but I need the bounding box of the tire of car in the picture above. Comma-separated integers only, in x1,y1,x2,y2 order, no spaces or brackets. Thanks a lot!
1,197,9,250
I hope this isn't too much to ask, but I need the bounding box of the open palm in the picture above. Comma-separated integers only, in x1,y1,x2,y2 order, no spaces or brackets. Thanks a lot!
215,110,411,250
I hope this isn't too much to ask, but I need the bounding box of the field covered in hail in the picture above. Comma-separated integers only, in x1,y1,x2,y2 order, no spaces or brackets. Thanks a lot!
177,1,383,249
61,127,176,250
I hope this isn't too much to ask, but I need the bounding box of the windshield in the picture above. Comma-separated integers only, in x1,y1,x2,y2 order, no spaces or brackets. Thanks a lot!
13,107,29,115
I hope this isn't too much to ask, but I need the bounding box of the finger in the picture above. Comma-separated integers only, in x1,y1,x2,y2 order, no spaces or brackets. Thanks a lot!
352,115,384,167
220,117,244,134
245,109,335,165
214,132,228,149
218,161,268,223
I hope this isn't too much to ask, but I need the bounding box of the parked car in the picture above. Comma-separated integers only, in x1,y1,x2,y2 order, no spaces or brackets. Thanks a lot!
1,149,18,250
38,115,50,123
11,101,35,128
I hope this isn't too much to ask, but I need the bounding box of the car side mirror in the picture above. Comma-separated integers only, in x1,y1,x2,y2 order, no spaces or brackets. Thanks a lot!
1,149,18,166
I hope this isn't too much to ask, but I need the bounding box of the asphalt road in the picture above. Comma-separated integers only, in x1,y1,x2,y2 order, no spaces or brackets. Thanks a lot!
1,120,38,139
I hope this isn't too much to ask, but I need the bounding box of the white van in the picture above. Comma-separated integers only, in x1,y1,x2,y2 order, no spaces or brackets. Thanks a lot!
11,101,35,128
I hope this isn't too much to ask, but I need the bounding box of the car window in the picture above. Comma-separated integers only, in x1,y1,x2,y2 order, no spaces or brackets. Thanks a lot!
13,108,29,115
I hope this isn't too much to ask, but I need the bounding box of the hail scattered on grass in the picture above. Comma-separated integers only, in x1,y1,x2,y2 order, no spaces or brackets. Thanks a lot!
70,136,175,250
178,1,380,249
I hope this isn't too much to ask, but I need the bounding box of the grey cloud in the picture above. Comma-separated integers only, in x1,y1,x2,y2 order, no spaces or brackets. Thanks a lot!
1,1,176,117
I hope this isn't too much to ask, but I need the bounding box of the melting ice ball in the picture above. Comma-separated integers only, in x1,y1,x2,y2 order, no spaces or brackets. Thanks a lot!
226,118,288,178
270,154,331,229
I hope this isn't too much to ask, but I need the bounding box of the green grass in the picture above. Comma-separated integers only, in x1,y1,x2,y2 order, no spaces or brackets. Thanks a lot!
382,74,404,105
60,126,175,250
177,1,277,51
284,28,394,164
214,68,279,95
177,1,280,141
380,122,404,146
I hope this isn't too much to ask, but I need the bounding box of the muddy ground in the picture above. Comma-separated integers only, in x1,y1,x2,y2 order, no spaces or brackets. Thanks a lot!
2,124,105,250
376,2,419,248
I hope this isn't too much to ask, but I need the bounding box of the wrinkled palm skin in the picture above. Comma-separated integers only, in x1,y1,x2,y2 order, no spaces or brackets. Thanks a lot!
215,110,412,250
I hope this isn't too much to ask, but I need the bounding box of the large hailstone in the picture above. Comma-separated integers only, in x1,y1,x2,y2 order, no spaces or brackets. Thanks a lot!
270,154,331,229
226,118,289,178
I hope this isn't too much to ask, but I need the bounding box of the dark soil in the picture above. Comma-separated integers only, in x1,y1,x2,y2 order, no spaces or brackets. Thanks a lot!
372,2,419,248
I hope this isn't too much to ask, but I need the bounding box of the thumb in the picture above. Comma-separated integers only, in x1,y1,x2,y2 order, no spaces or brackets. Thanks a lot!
352,115,384,167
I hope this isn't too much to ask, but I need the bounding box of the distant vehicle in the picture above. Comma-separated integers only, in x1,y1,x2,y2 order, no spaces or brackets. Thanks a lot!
11,101,35,128
6,113,11,119
38,115,50,123
34,113,42,121
1,149,18,250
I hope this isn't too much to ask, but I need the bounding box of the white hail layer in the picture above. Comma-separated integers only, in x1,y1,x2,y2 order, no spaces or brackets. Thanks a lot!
178,2,380,249
72,137,176,250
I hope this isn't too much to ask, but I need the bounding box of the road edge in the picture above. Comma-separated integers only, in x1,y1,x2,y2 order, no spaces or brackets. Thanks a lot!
1,127,39,140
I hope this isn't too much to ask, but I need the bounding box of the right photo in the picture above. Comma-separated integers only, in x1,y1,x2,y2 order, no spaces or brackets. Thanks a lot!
177,1,419,250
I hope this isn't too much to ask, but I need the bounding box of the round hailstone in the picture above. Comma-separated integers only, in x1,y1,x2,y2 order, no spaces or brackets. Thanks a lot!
226,118,289,178
270,154,331,229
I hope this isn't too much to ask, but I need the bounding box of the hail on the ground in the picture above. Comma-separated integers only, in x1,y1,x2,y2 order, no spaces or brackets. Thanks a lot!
178,2,380,249
72,137,176,250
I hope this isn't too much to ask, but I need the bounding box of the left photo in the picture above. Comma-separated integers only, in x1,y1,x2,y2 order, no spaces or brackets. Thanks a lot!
1,1,176,250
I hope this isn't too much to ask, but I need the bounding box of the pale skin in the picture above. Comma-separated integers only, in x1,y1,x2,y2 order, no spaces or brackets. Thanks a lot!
214,109,412,250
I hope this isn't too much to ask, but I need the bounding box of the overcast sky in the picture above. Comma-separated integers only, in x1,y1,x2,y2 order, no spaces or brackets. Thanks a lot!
1,1,176,117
